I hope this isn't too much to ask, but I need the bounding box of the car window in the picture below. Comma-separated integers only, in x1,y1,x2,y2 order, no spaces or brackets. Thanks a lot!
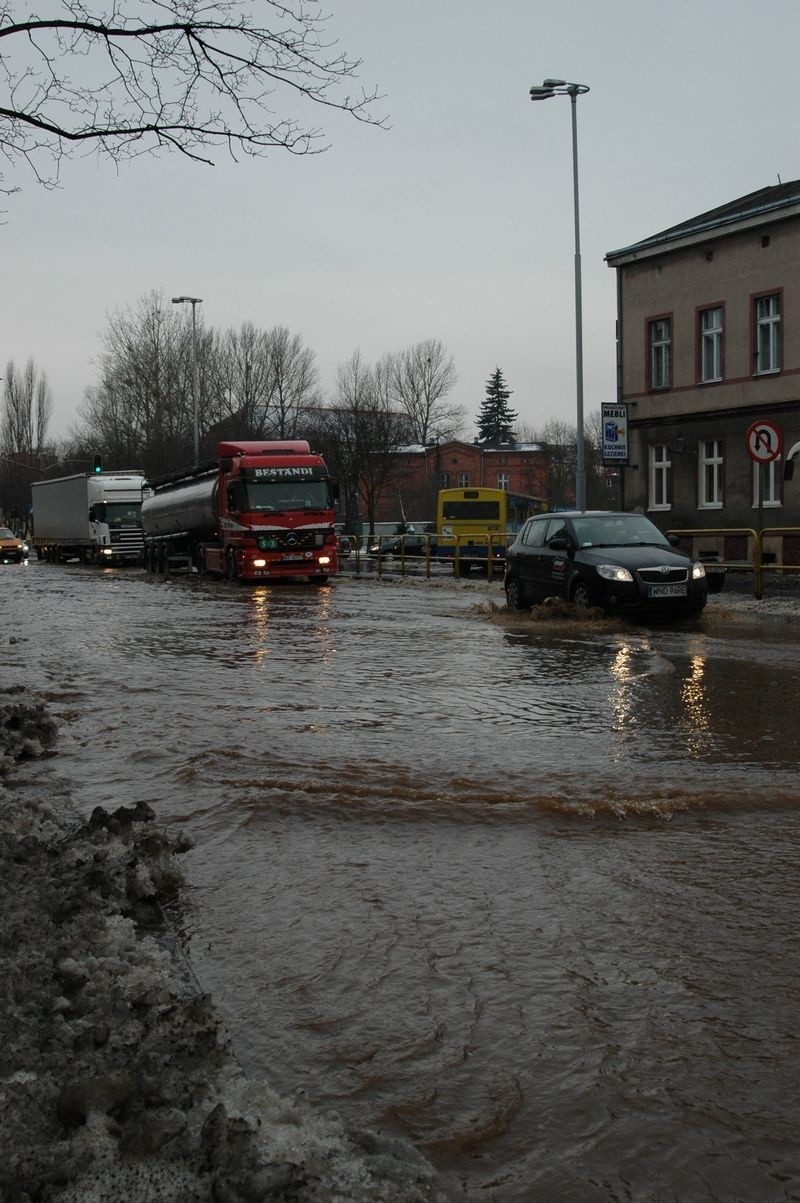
0,527,15,539
572,515,670,548
521,519,548,547
544,518,569,545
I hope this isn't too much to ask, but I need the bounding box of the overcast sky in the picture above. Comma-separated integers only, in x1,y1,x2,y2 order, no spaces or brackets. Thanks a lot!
2,0,798,441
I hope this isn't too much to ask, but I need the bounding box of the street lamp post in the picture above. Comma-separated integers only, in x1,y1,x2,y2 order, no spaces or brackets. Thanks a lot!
529,78,589,511
171,296,203,465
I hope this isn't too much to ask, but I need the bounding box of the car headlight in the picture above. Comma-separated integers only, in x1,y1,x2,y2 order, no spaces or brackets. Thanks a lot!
692,561,707,580
596,563,634,583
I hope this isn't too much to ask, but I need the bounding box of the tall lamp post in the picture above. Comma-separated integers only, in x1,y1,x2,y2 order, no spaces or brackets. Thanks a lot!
529,79,589,511
172,295,203,465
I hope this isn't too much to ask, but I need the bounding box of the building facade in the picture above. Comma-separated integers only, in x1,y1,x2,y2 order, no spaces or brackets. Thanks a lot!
371,441,551,526
605,180,800,562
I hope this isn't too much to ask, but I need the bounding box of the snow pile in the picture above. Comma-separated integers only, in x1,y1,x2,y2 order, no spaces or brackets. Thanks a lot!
0,691,443,1202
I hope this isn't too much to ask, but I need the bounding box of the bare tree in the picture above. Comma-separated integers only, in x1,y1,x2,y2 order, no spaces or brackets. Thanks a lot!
0,358,54,527
207,322,272,438
529,416,577,510
0,1,384,194
308,350,405,537
384,338,463,445
266,326,321,438
75,289,199,476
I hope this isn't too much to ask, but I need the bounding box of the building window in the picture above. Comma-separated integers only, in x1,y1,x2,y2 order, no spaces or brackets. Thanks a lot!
754,293,781,373
648,317,671,389
752,458,782,507
649,444,671,510
497,472,509,490
699,439,723,508
440,472,450,489
458,472,470,488
699,306,723,382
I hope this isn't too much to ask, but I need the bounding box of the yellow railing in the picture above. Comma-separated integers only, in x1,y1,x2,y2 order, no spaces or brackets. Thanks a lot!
666,525,800,599
349,533,508,580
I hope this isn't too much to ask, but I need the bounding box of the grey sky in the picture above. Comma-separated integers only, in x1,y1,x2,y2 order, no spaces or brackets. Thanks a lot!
2,0,798,440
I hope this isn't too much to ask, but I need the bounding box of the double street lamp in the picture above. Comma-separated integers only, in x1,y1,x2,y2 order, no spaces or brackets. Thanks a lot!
172,295,203,465
529,79,590,511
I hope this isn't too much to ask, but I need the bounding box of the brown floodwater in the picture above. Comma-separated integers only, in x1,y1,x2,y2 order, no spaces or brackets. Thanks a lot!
7,559,800,1202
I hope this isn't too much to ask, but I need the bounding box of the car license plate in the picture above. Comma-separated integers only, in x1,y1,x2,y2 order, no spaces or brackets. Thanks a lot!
648,583,687,598
283,554,303,562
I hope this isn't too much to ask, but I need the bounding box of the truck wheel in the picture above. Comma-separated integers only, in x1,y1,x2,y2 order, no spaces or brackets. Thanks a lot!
226,550,237,581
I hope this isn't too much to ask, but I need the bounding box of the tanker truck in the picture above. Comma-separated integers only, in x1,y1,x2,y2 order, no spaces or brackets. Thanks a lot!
31,471,147,564
142,439,340,582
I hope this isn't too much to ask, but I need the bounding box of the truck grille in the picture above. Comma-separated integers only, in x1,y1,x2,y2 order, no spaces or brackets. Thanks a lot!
110,526,145,557
271,530,325,551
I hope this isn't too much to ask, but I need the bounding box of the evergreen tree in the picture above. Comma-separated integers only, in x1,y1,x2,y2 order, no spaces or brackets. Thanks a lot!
476,368,518,445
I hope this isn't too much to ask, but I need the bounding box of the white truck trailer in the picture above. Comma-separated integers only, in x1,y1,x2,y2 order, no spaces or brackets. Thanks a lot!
31,472,147,565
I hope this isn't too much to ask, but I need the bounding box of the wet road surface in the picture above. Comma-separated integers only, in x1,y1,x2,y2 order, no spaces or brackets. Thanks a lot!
6,560,800,1201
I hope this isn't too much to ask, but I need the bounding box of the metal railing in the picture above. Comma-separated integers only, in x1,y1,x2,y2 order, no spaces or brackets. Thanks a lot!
345,533,509,580
666,525,800,599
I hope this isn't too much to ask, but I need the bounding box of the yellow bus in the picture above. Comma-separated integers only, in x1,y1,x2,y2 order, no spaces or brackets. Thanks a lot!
436,487,548,576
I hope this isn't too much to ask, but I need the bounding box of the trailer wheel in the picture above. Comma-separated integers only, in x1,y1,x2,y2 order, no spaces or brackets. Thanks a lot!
226,549,237,581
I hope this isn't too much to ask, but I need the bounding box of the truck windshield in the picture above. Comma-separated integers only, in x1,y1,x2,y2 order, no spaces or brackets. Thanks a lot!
94,502,142,525
244,480,331,513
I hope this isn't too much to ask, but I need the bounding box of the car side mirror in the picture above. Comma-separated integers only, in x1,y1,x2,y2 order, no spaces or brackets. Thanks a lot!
549,536,569,551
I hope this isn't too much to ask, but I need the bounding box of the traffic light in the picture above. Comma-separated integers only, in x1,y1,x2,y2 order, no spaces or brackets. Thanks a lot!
93,454,102,474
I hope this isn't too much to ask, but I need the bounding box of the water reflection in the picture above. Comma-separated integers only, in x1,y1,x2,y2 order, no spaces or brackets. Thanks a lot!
681,651,711,756
245,584,337,668
608,639,638,759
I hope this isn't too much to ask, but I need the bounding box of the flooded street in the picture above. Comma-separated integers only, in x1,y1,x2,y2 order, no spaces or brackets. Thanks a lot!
6,559,800,1202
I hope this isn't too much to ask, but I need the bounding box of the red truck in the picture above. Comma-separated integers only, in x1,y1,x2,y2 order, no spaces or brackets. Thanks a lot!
141,440,340,582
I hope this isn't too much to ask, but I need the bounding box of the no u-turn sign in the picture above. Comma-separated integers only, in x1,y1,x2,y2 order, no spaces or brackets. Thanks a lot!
746,420,783,463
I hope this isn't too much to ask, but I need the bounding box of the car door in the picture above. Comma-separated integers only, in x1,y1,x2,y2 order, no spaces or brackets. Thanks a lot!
534,517,572,598
513,517,548,600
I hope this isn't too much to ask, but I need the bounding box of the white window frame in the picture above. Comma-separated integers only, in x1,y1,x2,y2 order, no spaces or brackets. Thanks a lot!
755,294,781,374
752,458,782,507
649,318,671,390
440,472,450,489
699,439,723,509
649,444,671,510
458,472,470,488
497,472,509,490
700,307,723,382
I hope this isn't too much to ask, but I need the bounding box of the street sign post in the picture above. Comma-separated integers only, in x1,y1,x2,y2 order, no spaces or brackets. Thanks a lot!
745,419,783,464
745,420,783,601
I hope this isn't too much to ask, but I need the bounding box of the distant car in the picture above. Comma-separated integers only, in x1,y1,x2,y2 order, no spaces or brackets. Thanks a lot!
337,535,353,558
504,511,707,615
367,534,438,558
0,527,28,564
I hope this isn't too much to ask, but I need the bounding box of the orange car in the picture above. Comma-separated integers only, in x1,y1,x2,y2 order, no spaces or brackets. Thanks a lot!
0,527,27,563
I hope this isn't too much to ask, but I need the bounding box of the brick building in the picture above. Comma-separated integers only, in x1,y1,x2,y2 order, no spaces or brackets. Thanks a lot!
370,440,551,526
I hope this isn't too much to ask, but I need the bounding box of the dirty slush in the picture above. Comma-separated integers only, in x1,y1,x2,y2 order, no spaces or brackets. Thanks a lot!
0,689,442,1203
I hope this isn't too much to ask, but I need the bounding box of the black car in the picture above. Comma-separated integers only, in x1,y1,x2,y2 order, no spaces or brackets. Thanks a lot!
367,534,438,558
504,511,707,615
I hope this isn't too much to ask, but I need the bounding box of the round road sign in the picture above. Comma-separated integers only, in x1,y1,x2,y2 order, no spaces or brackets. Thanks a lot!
745,420,783,464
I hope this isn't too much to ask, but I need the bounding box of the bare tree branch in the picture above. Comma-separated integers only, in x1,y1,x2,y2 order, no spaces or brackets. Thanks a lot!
0,0,385,190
